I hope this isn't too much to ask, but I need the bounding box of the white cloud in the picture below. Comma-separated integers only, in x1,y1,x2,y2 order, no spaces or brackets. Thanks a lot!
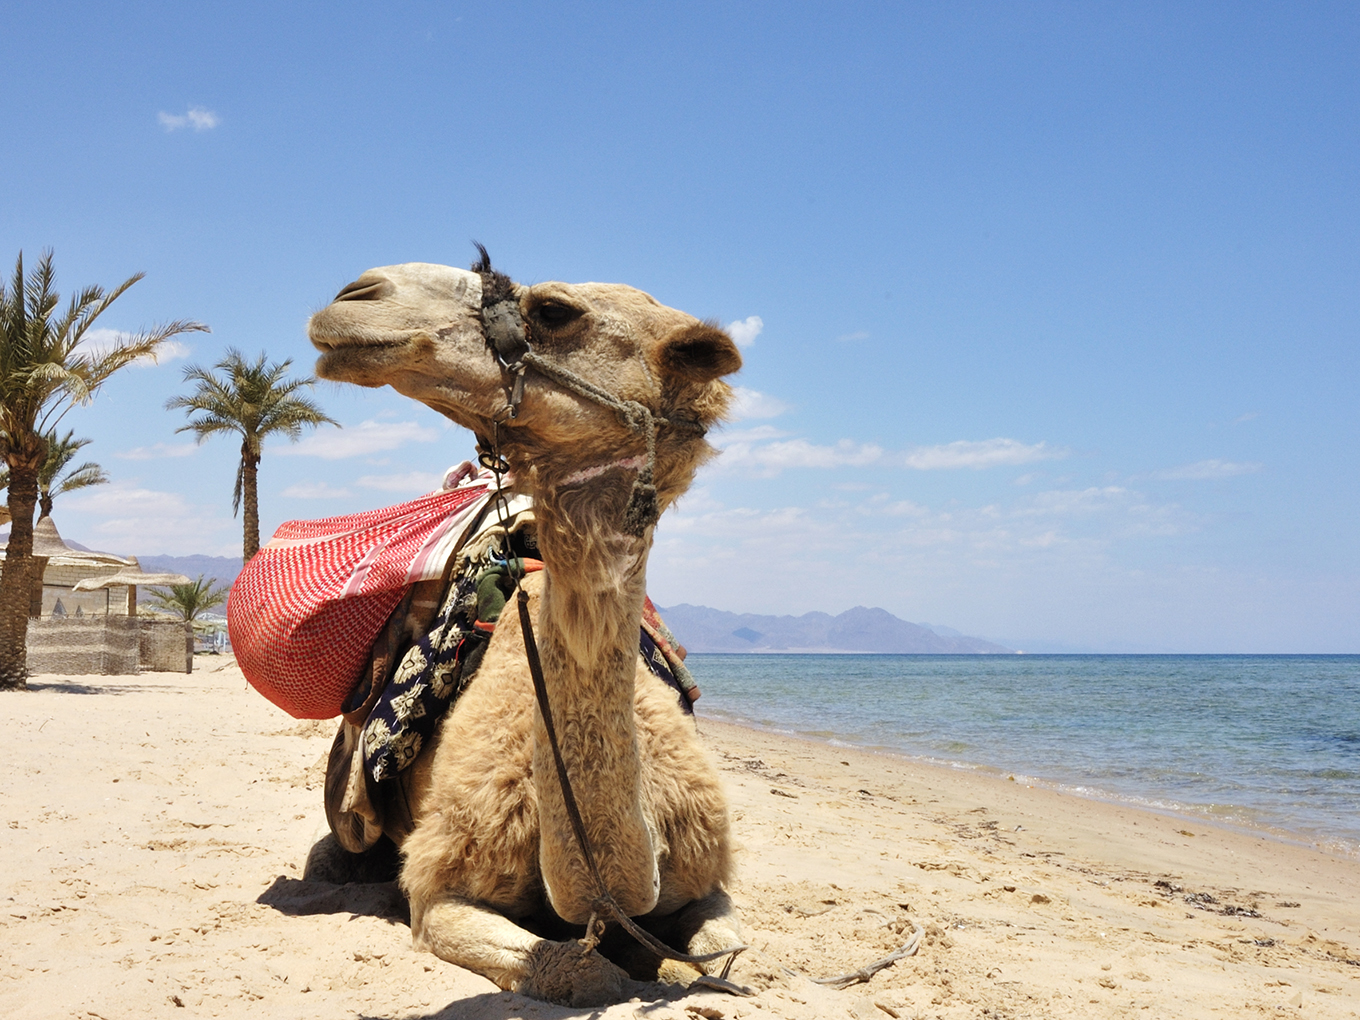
117,442,197,461
897,438,1065,470
59,481,236,556
76,329,192,368
276,420,439,460
1155,459,1263,480
836,330,870,343
726,315,764,348
728,386,791,420
655,482,1197,597
882,499,930,518
710,432,1063,477
1233,412,1260,425
1013,486,1199,536
153,339,193,362
158,107,220,132
1020,486,1130,516
356,471,443,493
717,437,885,475
282,481,352,499
715,425,790,443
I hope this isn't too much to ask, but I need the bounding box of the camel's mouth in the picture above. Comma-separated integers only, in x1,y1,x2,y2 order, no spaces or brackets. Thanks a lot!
309,333,406,351
308,327,419,386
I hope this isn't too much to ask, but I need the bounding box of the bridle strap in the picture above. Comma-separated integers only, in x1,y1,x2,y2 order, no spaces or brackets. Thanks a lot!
473,252,705,537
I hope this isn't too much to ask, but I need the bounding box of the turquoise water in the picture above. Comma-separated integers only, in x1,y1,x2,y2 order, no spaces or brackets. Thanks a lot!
687,654,1360,855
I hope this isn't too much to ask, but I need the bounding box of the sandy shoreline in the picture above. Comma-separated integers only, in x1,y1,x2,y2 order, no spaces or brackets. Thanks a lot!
4,663,1358,1019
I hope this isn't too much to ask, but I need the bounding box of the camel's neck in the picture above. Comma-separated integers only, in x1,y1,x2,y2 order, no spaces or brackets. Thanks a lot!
528,472,659,923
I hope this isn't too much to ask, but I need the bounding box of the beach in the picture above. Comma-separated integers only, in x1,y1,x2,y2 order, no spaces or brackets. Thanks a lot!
4,662,1358,1019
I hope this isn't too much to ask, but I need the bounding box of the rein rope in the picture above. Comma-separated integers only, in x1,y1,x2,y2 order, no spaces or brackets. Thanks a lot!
471,246,746,974
514,585,747,969
481,449,746,972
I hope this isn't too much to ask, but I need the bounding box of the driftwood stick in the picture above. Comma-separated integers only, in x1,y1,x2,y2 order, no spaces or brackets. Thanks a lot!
812,924,925,990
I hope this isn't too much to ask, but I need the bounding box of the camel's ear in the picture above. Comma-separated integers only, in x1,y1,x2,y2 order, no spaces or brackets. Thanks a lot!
655,323,742,383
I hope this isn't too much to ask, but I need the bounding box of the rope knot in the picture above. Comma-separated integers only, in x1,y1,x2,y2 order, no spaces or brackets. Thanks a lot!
616,399,652,433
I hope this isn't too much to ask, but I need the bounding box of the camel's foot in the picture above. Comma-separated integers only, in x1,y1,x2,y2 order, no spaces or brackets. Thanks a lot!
303,833,401,885
516,939,628,1007
656,958,705,986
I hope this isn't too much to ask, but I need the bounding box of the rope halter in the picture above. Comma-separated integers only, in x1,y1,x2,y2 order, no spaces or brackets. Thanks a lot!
473,245,694,537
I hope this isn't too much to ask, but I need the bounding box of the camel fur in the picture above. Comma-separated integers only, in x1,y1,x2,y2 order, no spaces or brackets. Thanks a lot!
307,259,743,1005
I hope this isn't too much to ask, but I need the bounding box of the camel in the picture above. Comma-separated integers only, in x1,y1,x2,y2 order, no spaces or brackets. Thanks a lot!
306,256,745,1005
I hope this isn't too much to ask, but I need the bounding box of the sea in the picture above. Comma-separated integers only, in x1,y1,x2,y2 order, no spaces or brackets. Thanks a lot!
685,654,1360,857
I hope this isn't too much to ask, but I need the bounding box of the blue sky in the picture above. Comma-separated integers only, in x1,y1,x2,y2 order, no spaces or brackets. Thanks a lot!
2,2,1356,652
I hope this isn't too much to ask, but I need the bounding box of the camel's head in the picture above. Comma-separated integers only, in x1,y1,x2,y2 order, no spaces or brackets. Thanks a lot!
309,257,741,512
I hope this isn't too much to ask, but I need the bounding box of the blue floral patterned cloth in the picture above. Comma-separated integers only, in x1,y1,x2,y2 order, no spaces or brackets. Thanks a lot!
360,550,694,796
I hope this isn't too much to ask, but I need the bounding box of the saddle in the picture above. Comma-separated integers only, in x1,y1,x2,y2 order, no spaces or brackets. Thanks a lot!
319,492,698,854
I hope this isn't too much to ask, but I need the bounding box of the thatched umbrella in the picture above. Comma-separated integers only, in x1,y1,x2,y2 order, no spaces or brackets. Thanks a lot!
73,570,191,617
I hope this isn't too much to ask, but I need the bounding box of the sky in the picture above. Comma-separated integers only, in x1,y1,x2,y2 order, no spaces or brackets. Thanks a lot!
2,1,1357,652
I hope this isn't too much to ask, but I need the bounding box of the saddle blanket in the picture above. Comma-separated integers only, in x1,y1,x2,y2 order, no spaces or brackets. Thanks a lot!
228,463,700,725
227,464,498,719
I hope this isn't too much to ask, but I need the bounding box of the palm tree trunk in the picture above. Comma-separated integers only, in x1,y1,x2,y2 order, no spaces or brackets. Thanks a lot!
241,445,261,562
0,464,42,689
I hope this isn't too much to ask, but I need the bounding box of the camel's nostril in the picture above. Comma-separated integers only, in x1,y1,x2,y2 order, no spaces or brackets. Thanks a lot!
334,278,391,302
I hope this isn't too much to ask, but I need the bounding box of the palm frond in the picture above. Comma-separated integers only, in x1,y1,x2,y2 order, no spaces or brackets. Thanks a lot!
168,348,337,528
144,575,230,623
0,250,208,471
52,462,108,496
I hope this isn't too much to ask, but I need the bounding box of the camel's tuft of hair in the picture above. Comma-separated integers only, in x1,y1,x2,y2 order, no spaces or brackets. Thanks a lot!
471,242,517,306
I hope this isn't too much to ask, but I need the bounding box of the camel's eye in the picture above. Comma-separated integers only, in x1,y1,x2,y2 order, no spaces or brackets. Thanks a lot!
533,302,582,328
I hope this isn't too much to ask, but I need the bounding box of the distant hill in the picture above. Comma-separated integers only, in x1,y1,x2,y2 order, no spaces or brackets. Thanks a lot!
657,604,1014,654
137,554,244,590
18,533,1011,654
0,533,244,590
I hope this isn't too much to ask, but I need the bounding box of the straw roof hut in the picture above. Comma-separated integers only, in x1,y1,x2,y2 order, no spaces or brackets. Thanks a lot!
4,516,185,618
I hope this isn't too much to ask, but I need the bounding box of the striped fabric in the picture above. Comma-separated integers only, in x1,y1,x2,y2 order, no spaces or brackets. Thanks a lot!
227,465,498,719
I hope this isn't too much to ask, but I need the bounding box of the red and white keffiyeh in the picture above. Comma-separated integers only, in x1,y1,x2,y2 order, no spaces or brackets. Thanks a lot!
227,463,499,719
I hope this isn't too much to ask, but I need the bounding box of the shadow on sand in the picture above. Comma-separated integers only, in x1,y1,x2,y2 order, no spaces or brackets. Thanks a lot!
258,833,408,923
259,836,699,1020
26,679,200,696
257,874,409,924
352,983,692,1020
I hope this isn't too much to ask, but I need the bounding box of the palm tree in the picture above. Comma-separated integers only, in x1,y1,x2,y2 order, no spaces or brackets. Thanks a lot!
0,430,110,519
0,250,207,689
145,575,229,673
38,431,108,519
167,349,337,562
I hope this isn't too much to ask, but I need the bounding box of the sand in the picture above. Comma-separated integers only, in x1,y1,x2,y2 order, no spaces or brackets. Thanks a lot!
3,662,1358,1019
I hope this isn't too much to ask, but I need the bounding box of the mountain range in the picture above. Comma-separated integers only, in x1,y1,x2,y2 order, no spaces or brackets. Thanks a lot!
655,604,1014,654
136,554,246,589
54,546,1014,653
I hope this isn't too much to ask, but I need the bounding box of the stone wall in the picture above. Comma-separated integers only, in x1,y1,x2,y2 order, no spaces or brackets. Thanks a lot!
140,619,191,673
26,616,140,675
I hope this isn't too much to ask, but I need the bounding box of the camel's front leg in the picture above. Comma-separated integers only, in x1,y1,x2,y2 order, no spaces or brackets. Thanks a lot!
413,892,628,1007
